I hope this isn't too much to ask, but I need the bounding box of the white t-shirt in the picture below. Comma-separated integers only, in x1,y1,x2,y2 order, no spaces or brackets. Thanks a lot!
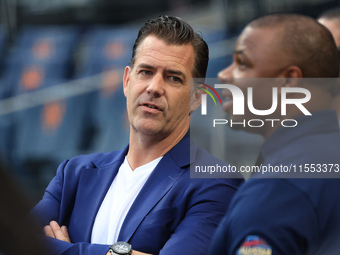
91,156,162,244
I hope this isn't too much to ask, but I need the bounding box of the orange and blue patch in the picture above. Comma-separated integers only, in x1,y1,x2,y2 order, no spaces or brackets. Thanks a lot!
236,235,272,255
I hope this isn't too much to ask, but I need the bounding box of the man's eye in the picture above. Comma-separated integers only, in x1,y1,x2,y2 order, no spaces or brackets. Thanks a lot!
141,70,152,75
235,57,247,69
170,76,182,83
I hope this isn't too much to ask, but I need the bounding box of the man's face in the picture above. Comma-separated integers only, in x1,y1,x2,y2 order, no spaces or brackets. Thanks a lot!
318,18,340,46
318,18,340,78
123,35,198,139
218,26,291,134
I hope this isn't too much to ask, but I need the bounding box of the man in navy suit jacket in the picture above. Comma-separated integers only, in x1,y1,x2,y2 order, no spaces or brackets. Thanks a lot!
209,14,340,255
33,15,243,255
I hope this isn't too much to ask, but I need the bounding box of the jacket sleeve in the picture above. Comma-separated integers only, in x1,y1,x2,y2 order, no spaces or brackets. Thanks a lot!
32,159,113,255
43,237,111,255
32,153,101,227
159,179,240,255
32,159,69,226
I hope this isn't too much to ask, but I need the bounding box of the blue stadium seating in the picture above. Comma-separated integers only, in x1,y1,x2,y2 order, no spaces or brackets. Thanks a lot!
78,25,138,76
206,55,233,78
201,28,230,44
0,26,8,76
1,25,80,99
11,78,90,199
75,26,137,153
16,25,79,52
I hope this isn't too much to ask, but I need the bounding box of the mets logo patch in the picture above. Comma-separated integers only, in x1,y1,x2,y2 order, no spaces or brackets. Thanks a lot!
236,235,272,255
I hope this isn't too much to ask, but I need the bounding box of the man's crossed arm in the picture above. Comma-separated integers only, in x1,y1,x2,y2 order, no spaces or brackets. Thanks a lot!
44,221,151,255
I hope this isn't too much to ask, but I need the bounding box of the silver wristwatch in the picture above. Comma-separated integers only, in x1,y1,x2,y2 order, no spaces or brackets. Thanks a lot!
109,241,132,255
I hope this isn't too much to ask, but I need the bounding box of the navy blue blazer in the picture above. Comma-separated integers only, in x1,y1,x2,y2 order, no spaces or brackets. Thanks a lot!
33,134,243,255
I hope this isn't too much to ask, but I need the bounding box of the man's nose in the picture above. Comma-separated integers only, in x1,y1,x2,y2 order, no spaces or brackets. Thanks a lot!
146,73,165,97
218,64,234,83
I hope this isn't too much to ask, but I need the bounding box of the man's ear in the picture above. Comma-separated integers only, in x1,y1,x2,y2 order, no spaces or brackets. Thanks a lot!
190,83,206,114
281,65,303,87
123,66,131,97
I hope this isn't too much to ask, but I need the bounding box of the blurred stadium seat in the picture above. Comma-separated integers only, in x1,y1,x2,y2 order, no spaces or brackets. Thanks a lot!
0,112,14,169
202,28,230,44
0,25,7,52
10,78,91,199
75,26,136,153
206,55,233,77
1,25,80,99
0,26,8,76
78,25,137,76
0,26,84,199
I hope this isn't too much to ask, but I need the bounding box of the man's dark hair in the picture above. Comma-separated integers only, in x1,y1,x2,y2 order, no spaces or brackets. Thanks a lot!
130,15,209,78
249,13,339,78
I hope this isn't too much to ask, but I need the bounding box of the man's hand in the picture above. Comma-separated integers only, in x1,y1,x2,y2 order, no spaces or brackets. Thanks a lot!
44,220,71,243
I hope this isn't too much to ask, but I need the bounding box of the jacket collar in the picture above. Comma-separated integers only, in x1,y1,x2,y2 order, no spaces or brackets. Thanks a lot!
76,132,197,242
90,132,196,170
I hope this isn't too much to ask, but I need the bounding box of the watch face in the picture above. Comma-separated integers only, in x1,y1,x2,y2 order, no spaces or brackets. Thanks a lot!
112,242,131,254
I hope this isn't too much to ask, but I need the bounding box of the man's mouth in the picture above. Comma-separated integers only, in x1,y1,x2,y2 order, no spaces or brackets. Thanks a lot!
145,104,158,109
141,103,162,111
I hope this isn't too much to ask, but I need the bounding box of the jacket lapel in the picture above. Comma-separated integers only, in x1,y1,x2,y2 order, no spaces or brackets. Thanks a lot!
71,147,128,242
118,134,196,242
